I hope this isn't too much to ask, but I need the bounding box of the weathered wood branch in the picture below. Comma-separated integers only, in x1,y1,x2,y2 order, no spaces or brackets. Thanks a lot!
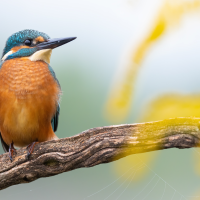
0,117,200,190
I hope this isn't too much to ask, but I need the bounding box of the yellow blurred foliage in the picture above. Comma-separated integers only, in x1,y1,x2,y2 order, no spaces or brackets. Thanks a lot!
113,117,200,182
105,63,137,123
105,0,200,123
134,0,200,64
106,0,200,184
140,94,200,122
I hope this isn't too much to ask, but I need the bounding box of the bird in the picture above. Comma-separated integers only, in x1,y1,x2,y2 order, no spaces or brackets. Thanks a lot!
0,29,76,161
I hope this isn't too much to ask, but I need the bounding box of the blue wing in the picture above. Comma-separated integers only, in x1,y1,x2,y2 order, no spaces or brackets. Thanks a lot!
51,104,60,132
48,64,61,132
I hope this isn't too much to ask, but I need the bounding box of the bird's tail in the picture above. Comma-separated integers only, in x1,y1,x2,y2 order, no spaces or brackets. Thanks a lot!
0,132,9,152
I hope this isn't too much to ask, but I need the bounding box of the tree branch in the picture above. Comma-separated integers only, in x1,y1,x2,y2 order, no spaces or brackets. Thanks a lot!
0,117,200,190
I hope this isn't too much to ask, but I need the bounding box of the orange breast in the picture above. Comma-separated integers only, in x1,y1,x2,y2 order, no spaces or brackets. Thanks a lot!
0,58,60,147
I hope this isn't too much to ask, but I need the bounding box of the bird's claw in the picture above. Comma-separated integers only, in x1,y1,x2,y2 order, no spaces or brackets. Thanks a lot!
26,141,38,159
9,141,16,162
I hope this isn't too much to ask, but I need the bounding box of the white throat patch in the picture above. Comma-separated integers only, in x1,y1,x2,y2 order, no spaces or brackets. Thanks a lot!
29,49,52,64
1,50,13,61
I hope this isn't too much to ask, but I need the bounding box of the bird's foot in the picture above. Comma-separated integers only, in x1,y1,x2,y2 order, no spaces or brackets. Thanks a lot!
27,140,38,159
9,141,16,162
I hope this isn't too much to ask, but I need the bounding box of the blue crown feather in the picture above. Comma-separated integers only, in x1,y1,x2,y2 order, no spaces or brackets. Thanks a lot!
2,29,50,58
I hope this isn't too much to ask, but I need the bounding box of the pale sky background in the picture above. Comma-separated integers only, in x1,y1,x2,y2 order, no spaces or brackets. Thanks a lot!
1,0,200,199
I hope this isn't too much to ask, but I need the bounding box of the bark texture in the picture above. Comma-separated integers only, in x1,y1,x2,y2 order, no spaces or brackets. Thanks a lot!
0,117,200,190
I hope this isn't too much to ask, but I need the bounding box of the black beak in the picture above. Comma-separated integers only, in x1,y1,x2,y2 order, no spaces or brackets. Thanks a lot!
36,37,76,50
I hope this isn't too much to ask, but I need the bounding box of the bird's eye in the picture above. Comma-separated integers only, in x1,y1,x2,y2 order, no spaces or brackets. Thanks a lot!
24,39,32,46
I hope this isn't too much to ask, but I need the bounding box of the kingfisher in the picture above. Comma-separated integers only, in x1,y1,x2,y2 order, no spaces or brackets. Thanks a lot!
0,29,76,161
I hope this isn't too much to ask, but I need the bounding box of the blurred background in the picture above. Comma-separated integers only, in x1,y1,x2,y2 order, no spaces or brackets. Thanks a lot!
1,0,200,199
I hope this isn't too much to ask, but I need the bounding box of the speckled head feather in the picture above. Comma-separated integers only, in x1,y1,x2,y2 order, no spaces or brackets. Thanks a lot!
2,29,50,58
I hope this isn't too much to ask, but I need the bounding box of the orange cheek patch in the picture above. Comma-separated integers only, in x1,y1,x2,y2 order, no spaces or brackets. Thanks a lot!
35,36,45,43
11,46,30,53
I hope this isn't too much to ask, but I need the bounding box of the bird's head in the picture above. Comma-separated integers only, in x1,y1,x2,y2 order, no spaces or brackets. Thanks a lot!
1,29,76,64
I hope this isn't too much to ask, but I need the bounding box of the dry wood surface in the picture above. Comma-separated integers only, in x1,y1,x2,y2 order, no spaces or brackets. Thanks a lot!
0,117,200,190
